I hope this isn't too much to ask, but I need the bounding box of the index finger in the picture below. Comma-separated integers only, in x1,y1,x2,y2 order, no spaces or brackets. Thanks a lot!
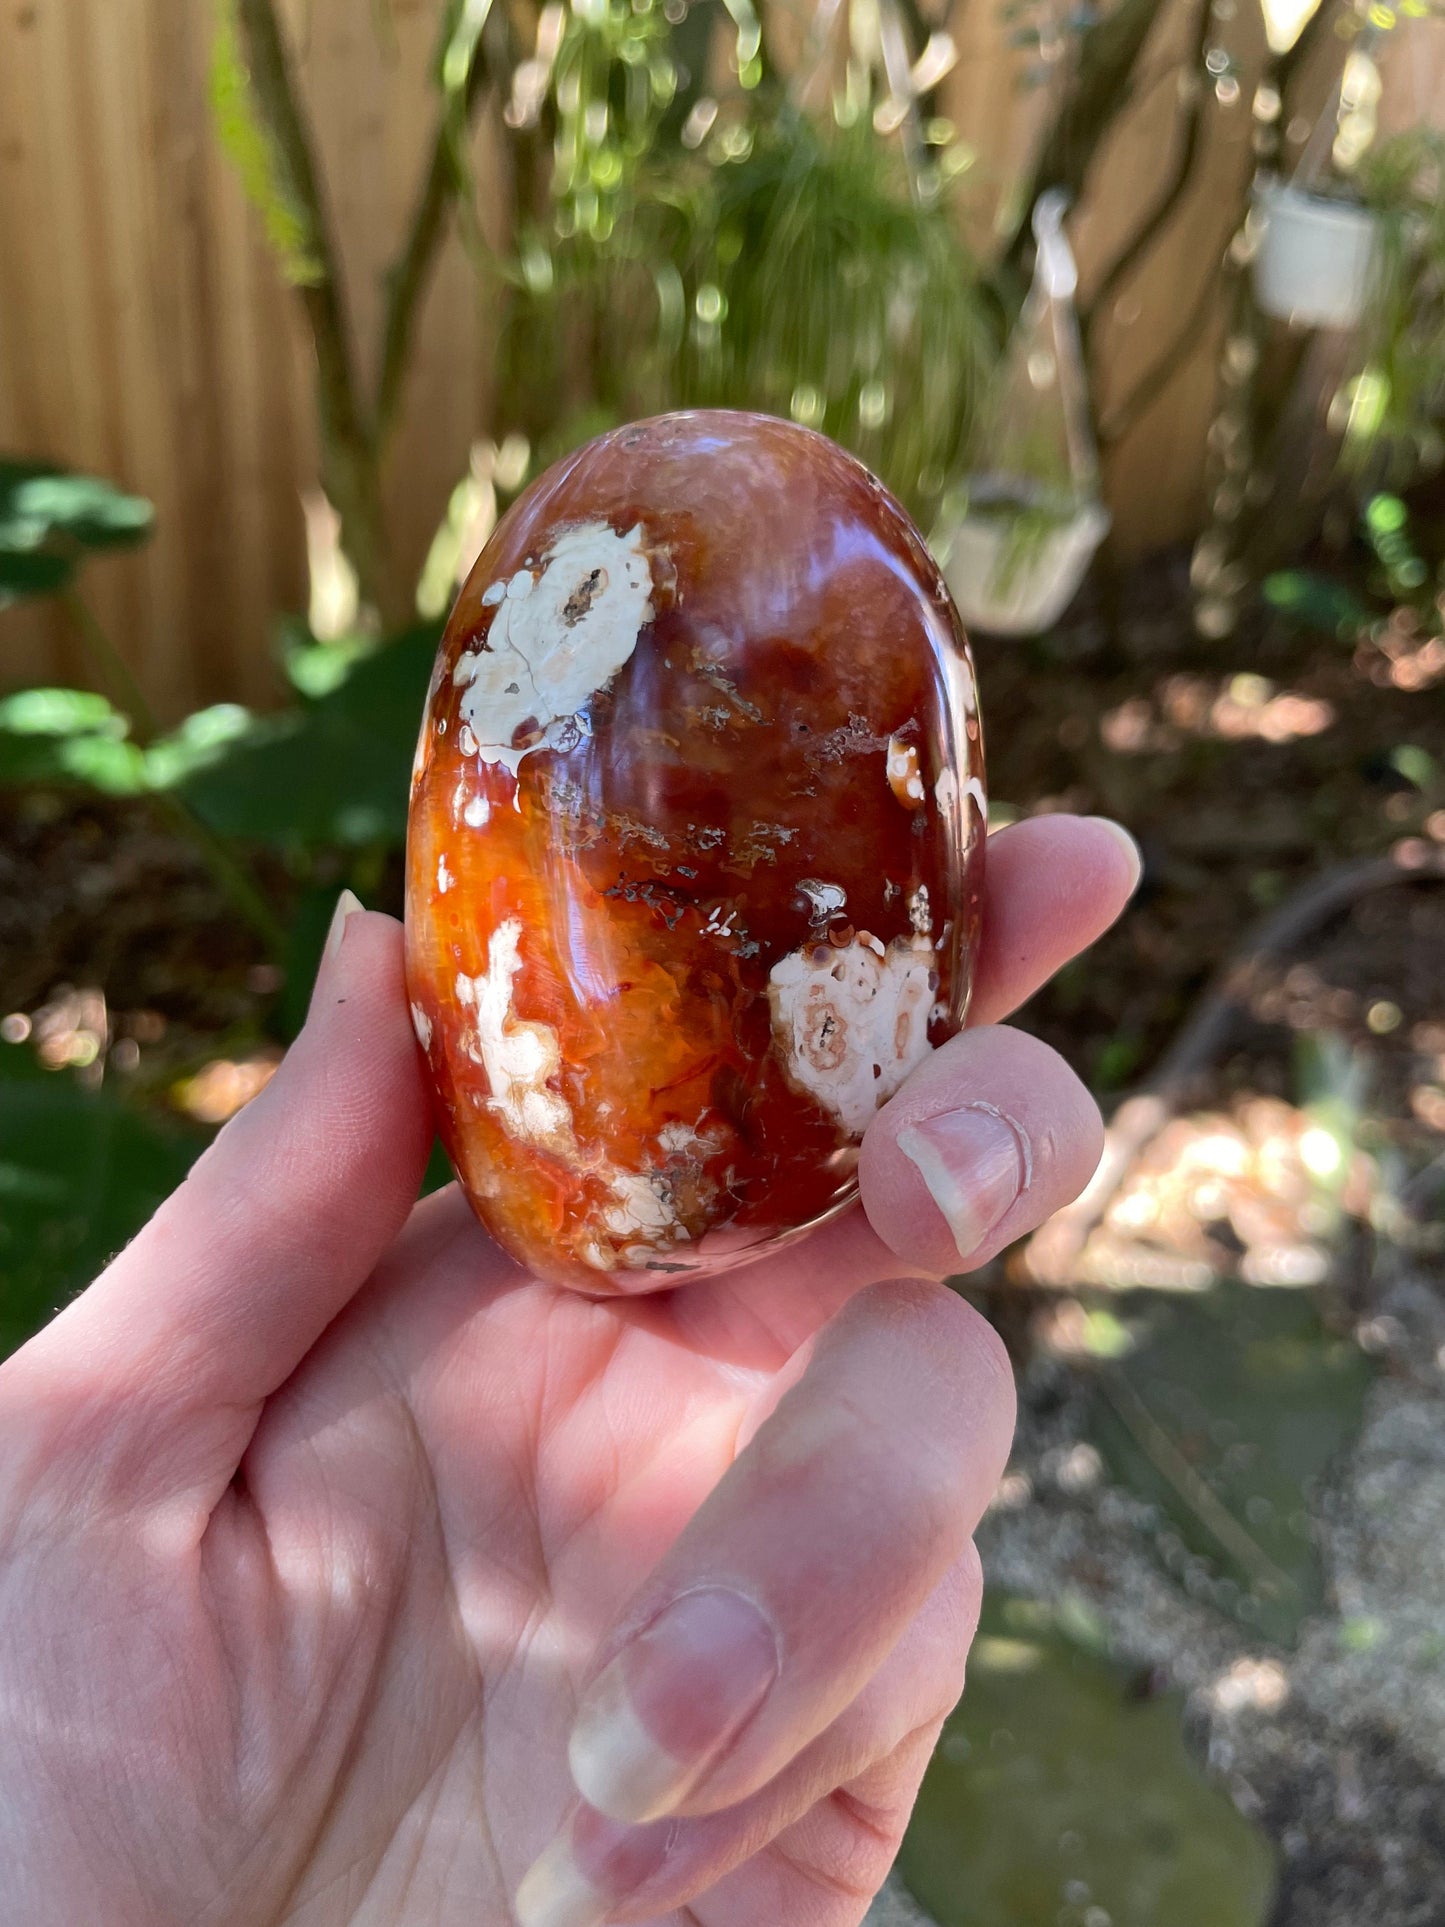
969,814,1140,1027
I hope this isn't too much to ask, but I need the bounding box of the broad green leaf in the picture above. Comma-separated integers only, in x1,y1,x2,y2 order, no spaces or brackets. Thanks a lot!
1088,1286,1374,1646
53,734,149,794
143,704,256,788
0,687,129,738
0,1043,204,1359
900,1594,1277,1927
279,617,375,700
0,548,74,603
0,466,154,549
0,459,154,604
180,626,439,850
0,688,147,794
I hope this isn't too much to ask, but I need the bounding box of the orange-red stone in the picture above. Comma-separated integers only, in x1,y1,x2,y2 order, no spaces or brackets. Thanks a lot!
405,411,985,1293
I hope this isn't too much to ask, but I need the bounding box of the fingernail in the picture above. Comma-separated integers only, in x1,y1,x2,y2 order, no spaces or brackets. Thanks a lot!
1088,816,1143,895
569,1587,781,1823
515,1832,609,1927
323,888,365,967
896,1106,1028,1260
516,1810,674,1927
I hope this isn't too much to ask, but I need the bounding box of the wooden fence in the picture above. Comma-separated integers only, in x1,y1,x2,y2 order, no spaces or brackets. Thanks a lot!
2,0,1442,719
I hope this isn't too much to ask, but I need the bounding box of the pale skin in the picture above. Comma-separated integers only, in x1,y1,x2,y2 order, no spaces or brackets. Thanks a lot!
0,814,1137,1927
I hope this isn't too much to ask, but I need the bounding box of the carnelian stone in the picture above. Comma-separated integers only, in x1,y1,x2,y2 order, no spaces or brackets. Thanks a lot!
405,411,985,1293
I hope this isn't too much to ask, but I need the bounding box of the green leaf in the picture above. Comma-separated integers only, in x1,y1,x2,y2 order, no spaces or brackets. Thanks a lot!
422,1136,457,1198
0,688,148,795
53,734,149,794
1261,570,1370,637
0,459,154,605
0,465,154,550
275,881,346,1041
1088,1286,1374,1646
142,704,257,789
900,1594,1277,1927
179,626,439,850
0,688,129,738
0,548,74,603
279,617,375,700
0,1043,205,1359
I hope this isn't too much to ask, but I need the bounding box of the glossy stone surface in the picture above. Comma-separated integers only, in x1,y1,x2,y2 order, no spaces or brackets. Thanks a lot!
405,411,985,1293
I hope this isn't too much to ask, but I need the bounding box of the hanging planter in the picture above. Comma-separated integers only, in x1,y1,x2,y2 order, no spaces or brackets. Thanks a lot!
932,192,1108,636
1252,179,1380,331
938,481,1110,636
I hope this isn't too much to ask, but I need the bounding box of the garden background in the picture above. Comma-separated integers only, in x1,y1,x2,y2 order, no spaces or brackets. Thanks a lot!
4,1,1445,1922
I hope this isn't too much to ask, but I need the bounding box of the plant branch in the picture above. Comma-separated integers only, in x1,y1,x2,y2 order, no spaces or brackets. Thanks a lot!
1002,0,1166,275
231,0,397,623
1083,0,1212,340
375,33,494,448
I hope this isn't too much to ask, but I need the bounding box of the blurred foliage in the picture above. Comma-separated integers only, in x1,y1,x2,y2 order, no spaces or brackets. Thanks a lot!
178,624,438,853
900,1591,1278,1927
665,109,989,506
0,687,256,797
1343,129,1445,483
0,1037,205,1357
1264,490,1445,666
209,0,324,286
1089,1285,1375,1647
0,461,153,608
499,92,991,520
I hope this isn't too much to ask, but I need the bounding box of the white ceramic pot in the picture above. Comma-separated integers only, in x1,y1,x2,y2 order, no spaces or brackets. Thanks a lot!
938,500,1109,636
1252,181,1379,330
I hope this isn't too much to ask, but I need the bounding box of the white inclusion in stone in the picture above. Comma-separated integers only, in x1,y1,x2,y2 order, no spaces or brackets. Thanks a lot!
481,580,506,607
463,794,490,829
437,855,454,894
453,521,654,780
886,734,926,806
600,1168,677,1241
935,767,959,817
458,723,479,757
964,775,987,822
908,884,932,935
456,920,574,1153
798,878,847,923
657,1117,716,1159
768,929,937,1137
409,1002,433,1052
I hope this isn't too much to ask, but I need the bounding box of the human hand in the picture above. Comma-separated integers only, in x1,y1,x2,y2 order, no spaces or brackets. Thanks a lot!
0,814,1137,1927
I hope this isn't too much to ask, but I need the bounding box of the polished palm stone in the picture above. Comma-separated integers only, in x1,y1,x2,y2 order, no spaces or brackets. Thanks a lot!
405,411,985,1293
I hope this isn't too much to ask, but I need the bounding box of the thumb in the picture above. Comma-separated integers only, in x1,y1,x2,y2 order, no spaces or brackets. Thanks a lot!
0,897,433,1516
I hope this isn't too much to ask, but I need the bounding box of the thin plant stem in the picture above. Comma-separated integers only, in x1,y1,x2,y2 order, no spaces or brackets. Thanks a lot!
155,793,288,958
62,588,160,743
